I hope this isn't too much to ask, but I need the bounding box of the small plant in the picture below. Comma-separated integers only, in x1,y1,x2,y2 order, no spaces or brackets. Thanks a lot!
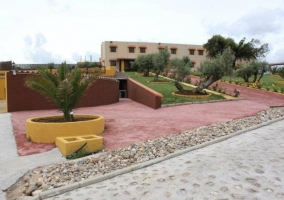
235,80,239,85
212,83,218,91
66,144,87,159
217,87,223,93
246,83,250,87
184,77,191,84
281,88,284,93
194,80,199,86
26,137,32,142
272,84,278,92
256,82,262,89
233,89,240,97
265,86,270,91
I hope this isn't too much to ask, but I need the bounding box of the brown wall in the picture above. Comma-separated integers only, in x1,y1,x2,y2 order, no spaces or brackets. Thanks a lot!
127,78,162,109
6,71,119,112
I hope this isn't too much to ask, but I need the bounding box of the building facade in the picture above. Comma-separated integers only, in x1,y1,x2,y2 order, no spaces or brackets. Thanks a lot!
100,41,206,72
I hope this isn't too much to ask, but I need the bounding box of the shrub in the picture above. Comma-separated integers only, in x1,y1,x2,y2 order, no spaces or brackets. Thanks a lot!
233,89,240,97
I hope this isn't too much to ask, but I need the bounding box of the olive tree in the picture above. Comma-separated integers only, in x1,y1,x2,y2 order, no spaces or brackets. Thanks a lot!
193,48,235,93
170,57,192,91
131,54,154,76
47,62,55,72
152,47,170,81
235,60,268,82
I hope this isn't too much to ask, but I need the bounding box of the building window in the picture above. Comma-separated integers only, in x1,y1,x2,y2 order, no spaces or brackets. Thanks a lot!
158,48,164,51
129,47,135,53
110,47,116,52
171,49,177,54
198,50,204,55
192,62,196,68
110,61,116,66
189,49,195,55
140,47,146,53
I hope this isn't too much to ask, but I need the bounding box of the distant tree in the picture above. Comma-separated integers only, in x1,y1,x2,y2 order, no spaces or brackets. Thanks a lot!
235,60,268,82
84,61,90,74
170,57,192,91
204,35,269,67
130,60,139,71
268,66,280,75
193,48,235,93
278,67,284,79
131,54,154,76
153,47,170,81
47,62,55,72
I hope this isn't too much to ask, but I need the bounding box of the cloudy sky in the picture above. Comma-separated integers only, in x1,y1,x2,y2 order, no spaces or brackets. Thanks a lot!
1,0,283,64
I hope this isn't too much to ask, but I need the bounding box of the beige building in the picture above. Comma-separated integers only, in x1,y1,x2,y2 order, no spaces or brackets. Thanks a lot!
100,41,206,72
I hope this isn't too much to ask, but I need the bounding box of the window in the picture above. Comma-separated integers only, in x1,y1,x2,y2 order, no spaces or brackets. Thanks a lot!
158,48,164,51
129,47,135,53
189,49,195,55
110,47,116,52
191,62,196,68
171,49,177,54
140,47,146,53
198,50,204,55
110,61,116,66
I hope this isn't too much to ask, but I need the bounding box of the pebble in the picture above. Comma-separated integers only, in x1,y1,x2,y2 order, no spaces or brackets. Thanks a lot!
19,107,284,196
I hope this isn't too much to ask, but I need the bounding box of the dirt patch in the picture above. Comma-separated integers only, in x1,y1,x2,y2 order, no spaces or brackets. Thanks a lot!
32,116,97,123
174,90,208,96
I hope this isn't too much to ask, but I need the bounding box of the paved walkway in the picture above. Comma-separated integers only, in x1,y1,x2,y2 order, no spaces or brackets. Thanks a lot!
0,114,66,200
1,80,284,199
46,119,284,200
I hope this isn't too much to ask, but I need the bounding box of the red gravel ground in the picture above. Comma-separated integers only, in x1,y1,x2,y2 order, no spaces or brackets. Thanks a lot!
11,80,284,156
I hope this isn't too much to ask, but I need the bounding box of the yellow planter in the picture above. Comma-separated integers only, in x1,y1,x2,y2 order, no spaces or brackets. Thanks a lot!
26,115,104,143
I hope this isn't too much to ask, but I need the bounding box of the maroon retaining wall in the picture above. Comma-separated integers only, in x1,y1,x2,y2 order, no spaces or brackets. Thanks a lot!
6,71,119,112
127,78,162,109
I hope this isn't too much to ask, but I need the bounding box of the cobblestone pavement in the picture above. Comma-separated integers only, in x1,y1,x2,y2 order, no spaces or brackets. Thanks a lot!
46,120,284,200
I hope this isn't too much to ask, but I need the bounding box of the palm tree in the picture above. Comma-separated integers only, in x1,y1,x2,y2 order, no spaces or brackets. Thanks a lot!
25,61,96,122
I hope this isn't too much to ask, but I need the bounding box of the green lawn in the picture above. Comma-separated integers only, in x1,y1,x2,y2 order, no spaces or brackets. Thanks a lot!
221,74,284,92
125,72,225,104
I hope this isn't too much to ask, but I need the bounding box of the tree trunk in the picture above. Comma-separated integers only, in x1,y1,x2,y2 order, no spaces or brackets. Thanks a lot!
175,81,183,91
244,75,249,82
257,72,265,82
252,72,258,82
143,69,149,76
193,76,219,93
154,73,159,81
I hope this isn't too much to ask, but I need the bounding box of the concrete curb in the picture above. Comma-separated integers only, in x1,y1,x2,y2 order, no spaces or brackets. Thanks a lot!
28,116,284,200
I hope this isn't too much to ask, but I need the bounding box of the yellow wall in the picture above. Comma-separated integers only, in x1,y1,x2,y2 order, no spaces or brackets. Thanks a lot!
102,66,116,77
121,60,125,72
0,71,7,100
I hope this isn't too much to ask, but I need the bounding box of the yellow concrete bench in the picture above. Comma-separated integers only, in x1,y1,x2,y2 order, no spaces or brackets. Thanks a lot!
55,135,103,156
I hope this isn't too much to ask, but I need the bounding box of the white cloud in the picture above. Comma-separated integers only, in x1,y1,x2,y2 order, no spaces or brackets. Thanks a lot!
0,0,283,63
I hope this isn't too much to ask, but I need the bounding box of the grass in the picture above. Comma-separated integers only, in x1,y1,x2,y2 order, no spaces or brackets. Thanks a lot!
125,72,225,104
222,74,284,92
